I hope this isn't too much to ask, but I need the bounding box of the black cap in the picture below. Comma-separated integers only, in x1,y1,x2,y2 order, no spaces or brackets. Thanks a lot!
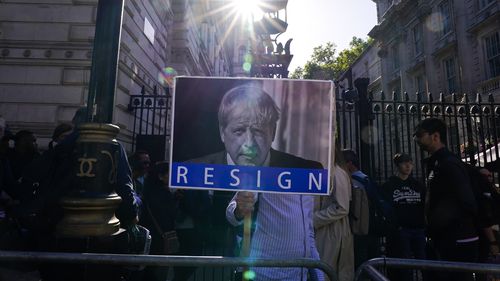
393,153,412,165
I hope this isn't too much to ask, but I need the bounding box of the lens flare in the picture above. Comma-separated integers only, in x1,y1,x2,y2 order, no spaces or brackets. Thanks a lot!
425,12,444,33
243,270,256,280
158,67,177,87
242,53,253,73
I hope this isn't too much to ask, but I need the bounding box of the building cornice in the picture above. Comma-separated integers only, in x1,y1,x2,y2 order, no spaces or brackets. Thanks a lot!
467,3,499,34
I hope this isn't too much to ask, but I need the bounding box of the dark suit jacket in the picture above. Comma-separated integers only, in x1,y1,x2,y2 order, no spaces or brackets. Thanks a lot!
188,149,324,230
188,148,323,170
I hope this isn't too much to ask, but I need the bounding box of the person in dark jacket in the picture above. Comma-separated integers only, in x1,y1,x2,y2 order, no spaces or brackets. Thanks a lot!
140,162,177,281
48,123,73,150
477,168,499,258
382,153,426,281
6,130,40,182
414,118,478,281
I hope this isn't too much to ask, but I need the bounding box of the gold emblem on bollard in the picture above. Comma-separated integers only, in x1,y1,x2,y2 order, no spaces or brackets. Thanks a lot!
77,154,97,177
101,150,118,184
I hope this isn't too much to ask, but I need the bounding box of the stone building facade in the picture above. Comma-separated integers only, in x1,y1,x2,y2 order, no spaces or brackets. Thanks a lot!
342,0,499,99
0,0,236,150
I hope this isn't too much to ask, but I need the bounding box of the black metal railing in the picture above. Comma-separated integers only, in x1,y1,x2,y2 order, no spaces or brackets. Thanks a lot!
0,251,338,281
355,257,500,281
127,86,171,161
337,90,500,185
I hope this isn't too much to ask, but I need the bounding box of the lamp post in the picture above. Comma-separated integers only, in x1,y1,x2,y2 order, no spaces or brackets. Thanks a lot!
57,0,125,237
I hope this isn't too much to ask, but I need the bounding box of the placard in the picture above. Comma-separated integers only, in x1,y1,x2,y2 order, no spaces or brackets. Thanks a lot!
169,77,333,195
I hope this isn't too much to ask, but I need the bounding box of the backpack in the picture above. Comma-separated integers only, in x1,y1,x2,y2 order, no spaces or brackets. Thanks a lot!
352,174,394,236
349,184,370,235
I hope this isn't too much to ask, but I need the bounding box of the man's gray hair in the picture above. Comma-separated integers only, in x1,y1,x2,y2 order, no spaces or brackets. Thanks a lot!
218,85,280,129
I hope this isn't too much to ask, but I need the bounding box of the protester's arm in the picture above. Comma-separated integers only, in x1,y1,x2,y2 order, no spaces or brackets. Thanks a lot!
115,143,139,227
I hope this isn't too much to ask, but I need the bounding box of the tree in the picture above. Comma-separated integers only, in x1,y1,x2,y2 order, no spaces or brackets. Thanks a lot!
290,37,372,80
289,66,304,79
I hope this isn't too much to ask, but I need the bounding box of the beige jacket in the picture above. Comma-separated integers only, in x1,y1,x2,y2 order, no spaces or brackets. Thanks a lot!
314,164,354,281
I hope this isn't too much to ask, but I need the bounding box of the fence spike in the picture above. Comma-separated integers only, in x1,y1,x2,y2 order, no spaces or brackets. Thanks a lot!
416,91,421,102
476,92,481,103
141,85,146,95
488,93,494,103
153,85,158,95
381,91,385,100
428,92,433,103
452,93,457,102
404,92,409,102
439,92,444,102
392,91,397,102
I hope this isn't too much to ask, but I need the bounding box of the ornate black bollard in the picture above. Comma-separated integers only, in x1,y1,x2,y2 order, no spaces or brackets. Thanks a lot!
57,123,122,237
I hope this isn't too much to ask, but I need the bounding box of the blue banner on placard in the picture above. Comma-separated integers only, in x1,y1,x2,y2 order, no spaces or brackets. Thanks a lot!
170,162,329,194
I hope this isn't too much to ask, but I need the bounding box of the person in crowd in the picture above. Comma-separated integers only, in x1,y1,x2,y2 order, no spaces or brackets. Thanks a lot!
48,123,73,150
128,150,151,199
413,117,478,281
171,187,211,281
314,144,354,281
140,162,177,281
0,117,10,156
382,153,426,281
477,167,499,259
479,167,500,228
216,85,324,281
6,130,39,181
0,122,15,208
342,149,381,269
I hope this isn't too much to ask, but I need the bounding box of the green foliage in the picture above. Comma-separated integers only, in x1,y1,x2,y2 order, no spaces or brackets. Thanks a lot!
289,66,304,79
290,36,372,80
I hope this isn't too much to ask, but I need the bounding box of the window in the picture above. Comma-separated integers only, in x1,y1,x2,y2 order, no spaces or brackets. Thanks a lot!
484,32,500,78
391,44,400,71
415,74,426,94
479,0,494,9
413,24,423,56
439,1,452,36
238,46,246,64
444,57,457,93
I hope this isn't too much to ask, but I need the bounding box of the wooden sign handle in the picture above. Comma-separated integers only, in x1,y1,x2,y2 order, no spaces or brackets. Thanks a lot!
241,213,252,281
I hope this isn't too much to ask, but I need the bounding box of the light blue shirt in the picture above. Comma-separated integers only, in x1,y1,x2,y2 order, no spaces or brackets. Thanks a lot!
227,193,325,281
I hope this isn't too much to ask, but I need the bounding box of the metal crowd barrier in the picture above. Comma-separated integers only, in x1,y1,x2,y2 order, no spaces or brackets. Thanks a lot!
355,257,500,281
0,250,338,281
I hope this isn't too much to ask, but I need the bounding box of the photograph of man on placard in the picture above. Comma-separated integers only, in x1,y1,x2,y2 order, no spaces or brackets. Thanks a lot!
169,77,333,281
170,77,332,195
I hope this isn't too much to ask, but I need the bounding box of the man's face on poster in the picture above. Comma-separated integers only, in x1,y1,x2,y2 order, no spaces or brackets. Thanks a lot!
220,106,275,166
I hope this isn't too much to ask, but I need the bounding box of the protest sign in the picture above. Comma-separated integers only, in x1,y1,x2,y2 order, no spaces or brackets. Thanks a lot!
170,77,333,195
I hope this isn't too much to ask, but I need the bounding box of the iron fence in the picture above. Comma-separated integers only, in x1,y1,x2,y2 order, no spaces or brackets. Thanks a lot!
336,90,500,184
127,86,172,162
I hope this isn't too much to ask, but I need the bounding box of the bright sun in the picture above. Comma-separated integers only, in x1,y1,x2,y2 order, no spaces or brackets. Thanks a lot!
233,0,263,20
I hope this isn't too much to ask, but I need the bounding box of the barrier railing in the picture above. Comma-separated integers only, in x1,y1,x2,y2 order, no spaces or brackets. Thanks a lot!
355,257,500,281
0,250,338,281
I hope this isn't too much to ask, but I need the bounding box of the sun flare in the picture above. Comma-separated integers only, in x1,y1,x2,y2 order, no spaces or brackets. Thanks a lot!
233,0,264,20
